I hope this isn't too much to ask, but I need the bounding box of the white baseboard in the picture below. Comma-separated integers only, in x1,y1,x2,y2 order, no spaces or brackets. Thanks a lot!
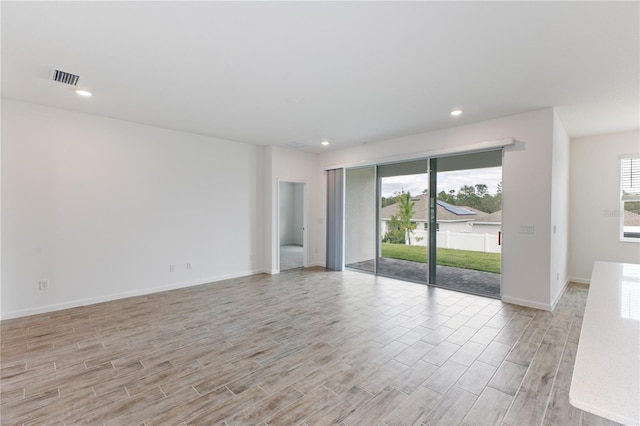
307,262,325,268
502,277,584,312
550,279,570,311
501,295,552,311
0,269,265,321
568,276,590,285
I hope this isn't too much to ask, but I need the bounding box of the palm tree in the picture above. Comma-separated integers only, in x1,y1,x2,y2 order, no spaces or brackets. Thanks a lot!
398,191,417,245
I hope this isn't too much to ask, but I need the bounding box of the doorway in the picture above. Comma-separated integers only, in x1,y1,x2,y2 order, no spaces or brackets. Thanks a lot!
279,181,306,271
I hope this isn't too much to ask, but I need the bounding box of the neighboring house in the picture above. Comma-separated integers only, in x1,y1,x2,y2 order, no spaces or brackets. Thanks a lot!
472,209,503,236
380,194,502,251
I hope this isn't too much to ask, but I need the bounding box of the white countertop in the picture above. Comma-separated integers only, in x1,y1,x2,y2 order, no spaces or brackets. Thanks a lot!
570,261,640,425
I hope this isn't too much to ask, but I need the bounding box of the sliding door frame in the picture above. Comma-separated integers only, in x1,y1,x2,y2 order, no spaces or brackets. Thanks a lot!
428,150,504,297
428,158,437,284
335,139,513,291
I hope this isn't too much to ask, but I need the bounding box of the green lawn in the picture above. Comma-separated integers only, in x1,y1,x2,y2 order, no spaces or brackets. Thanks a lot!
380,243,501,274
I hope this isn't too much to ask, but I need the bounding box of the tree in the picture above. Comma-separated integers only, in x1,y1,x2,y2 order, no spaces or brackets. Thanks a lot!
475,184,488,197
381,196,394,208
397,191,417,245
438,190,456,204
382,215,405,244
457,185,478,206
435,182,504,213
381,191,403,208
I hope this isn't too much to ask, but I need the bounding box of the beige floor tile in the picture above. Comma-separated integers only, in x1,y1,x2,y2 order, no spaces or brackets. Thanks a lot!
543,387,581,426
450,340,486,366
476,339,512,367
488,360,528,396
455,360,497,396
343,385,407,426
264,386,338,425
0,271,596,425
423,386,477,426
462,385,513,426
383,385,441,426
389,359,438,394
423,359,468,394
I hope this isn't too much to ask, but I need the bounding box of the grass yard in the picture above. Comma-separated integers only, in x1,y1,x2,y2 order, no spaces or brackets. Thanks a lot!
381,243,501,274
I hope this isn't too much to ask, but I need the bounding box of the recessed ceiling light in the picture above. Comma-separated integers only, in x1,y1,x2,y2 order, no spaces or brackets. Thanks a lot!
450,109,463,116
75,90,92,97
321,140,330,146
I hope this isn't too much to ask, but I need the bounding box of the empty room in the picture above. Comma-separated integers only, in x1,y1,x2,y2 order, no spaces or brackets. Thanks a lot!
1,2,639,425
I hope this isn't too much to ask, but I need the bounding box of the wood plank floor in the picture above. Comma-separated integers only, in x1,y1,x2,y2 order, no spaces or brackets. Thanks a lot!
0,268,622,425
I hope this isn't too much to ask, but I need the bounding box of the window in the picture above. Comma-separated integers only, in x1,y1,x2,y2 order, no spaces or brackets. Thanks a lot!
621,156,640,241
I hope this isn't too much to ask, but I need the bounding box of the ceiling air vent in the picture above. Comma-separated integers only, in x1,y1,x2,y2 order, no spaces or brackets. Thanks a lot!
286,142,308,149
49,68,80,86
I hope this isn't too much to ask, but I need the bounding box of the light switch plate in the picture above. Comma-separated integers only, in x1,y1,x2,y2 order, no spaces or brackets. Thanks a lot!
519,224,535,234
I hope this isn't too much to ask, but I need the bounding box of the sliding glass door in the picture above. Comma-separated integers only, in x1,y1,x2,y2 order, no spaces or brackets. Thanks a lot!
377,160,429,283
431,151,502,298
343,150,503,299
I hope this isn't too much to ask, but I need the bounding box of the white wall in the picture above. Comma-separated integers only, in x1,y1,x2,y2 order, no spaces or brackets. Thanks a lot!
278,182,303,245
265,146,322,273
1,99,264,319
319,109,560,310
2,98,603,318
550,112,571,306
569,130,640,282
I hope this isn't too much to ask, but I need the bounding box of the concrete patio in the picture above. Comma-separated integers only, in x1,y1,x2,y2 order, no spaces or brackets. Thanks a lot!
346,257,501,299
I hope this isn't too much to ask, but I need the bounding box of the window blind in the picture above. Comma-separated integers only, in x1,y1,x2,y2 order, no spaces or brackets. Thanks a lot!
622,157,640,201
326,168,344,270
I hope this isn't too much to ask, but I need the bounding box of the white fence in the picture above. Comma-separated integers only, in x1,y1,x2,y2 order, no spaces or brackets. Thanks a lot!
408,230,501,253
437,230,501,253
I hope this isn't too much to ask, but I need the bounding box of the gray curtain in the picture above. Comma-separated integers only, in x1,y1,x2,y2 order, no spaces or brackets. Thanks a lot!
326,168,344,270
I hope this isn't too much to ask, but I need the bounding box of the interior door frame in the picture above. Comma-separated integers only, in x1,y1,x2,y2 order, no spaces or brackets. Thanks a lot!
276,179,308,272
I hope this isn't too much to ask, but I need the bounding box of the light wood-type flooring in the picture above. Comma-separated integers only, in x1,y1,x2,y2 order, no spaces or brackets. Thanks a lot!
0,268,622,425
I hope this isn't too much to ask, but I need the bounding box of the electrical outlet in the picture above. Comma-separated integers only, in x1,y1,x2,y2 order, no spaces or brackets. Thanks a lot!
186,261,192,270
38,280,49,291
169,264,175,272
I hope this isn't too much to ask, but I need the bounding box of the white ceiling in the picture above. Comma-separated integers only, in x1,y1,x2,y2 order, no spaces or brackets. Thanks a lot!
2,1,638,152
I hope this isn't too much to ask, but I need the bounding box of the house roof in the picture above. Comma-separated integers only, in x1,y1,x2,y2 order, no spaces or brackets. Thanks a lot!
380,194,486,222
474,210,502,223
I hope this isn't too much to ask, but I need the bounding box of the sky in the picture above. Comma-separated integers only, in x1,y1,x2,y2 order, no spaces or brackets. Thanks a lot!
380,166,502,197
